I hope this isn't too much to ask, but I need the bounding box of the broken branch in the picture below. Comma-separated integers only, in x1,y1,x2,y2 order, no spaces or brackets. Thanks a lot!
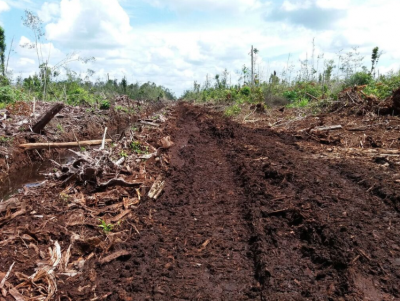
19,140,112,150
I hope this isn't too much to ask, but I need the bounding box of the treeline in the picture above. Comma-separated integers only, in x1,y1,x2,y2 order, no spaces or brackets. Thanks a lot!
182,45,400,114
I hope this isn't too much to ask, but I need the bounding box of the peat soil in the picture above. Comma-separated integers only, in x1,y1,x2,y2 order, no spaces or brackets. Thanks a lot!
126,103,399,300
1,102,400,300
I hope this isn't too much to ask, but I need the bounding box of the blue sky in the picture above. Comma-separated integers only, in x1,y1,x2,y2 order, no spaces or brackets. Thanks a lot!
0,0,399,96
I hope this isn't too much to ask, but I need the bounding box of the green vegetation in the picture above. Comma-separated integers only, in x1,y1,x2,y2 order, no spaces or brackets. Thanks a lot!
0,136,12,144
56,124,64,132
224,104,241,117
182,44,400,111
98,219,114,234
130,141,149,154
120,150,128,158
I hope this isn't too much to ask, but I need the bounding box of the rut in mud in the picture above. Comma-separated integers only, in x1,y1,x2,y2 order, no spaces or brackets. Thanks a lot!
117,103,399,300
1,102,400,300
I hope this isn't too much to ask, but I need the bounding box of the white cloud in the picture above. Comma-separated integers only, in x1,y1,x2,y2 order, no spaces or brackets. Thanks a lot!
38,2,60,22
3,0,37,10
144,0,264,13
44,0,132,49
0,0,9,12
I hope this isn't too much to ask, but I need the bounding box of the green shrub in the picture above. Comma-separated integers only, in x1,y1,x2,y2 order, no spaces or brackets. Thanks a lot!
283,90,298,101
345,72,373,86
224,104,241,116
0,86,26,104
287,98,309,108
99,100,110,110
240,86,251,96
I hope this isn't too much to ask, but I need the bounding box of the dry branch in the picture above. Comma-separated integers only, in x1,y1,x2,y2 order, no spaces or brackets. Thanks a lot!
306,93,319,101
140,121,160,127
311,125,343,132
98,178,143,188
99,250,131,264
19,140,112,150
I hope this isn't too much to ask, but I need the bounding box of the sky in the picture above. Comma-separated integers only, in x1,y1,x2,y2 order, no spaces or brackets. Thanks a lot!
0,0,399,96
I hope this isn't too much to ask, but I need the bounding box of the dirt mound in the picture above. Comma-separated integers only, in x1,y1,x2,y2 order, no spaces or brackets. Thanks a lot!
392,87,400,113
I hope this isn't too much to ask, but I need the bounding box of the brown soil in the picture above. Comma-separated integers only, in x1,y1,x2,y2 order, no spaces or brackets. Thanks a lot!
1,102,400,300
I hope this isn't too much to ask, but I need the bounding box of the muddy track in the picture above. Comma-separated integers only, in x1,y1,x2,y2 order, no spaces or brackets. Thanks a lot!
112,103,399,300
2,102,399,300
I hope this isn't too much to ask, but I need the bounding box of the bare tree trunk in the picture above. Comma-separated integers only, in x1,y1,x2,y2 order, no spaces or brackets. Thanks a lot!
32,103,64,134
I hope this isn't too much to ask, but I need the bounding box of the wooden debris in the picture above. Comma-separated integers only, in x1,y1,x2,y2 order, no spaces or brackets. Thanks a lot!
148,178,165,200
160,136,174,149
0,262,15,290
99,127,108,150
99,250,131,265
347,126,369,131
110,210,131,223
198,239,211,252
0,198,20,213
140,120,160,127
19,140,112,150
32,103,64,134
9,288,27,301
263,208,293,217
311,125,343,132
306,93,319,101
98,179,143,189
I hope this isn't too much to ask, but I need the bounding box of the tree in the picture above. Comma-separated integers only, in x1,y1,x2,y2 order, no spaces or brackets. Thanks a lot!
0,26,5,77
370,46,382,78
121,77,127,93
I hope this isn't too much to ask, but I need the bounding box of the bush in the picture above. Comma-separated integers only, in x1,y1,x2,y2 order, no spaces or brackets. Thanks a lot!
240,86,251,96
282,90,298,101
287,98,309,108
346,72,373,86
100,100,110,110
0,86,26,104
224,104,241,116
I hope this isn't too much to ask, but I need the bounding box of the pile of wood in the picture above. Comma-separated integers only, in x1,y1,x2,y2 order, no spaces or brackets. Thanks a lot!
332,85,400,116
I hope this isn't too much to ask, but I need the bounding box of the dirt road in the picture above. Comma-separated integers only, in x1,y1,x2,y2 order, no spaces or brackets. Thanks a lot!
1,102,400,300
92,103,399,300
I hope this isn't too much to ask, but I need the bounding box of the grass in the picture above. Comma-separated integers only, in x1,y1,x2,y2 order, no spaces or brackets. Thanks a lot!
130,141,149,154
56,124,64,132
224,104,242,117
0,136,12,144
98,219,114,234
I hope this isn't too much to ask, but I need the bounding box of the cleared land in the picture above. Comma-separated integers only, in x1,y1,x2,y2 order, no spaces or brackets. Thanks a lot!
0,99,399,300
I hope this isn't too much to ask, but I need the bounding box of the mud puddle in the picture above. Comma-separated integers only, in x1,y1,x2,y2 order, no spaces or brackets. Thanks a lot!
0,154,74,201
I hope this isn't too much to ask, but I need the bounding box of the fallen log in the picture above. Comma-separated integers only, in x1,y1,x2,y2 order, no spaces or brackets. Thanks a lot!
19,139,112,150
32,103,64,134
